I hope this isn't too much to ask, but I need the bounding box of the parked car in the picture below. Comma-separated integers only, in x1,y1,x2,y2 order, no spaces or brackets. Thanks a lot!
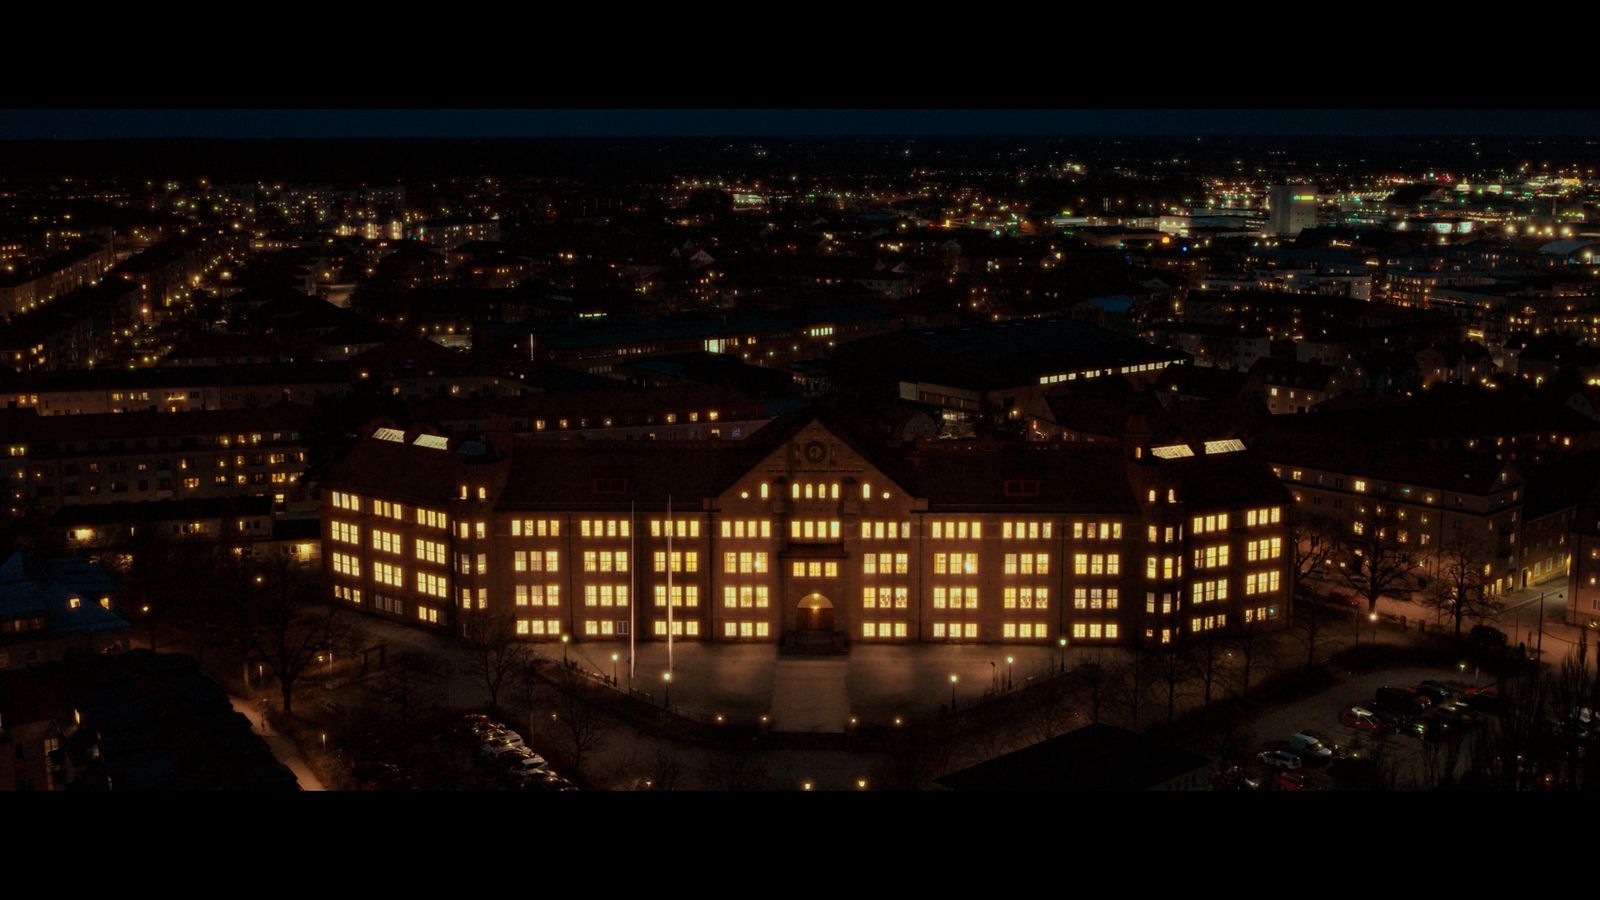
480,731,525,754
1299,729,1350,759
1275,771,1322,791
1209,765,1264,791
1461,687,1501,713
1257,750,1303,770
1340,706,1388,734
1289,733,1334,763
1471,625,1508,648
507,754,551,778
1375,687,1430,717
1416,681,1456,704
483,743,530,764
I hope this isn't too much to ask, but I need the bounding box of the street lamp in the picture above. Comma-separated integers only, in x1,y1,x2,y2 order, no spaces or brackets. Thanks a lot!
1058,637,1068,674
1006,655,1015,691
611,652,620,686
662,671,672,708
561,633,570,667
949,673,959,709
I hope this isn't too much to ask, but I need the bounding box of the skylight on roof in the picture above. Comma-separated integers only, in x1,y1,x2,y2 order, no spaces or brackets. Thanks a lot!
1204,439,1246,455
373,427,407,443
413,434,449,450
1151,444,1195,459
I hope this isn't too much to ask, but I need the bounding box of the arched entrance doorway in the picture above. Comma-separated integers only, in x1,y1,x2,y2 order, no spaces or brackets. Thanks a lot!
797,593,835,632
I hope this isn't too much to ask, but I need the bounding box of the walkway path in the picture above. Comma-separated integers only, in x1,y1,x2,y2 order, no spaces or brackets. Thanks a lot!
228,694,327,791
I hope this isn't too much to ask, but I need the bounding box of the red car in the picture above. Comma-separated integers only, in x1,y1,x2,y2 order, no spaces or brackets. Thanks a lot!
1276,771,1322,791
1341,706,1388,734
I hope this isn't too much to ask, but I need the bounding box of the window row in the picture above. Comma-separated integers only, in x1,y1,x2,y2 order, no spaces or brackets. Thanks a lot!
1073,553,1121,576
930,520,983,540
653,551,698,573
1002,521,1054,540
1071,622,1119,640
792,560,839,578
791,520,841,540
934,553,978,575
583,585,630,607
792,481,841,500
863,586,910,609
511,518,560,537
1004,553,1050,575
1072,521,1121,541
861,520,911,540
1072,587,1117,610
650,518,700,538
515,585,560,607
721,519,772,539
933,586,979,609
1004,586,1050,609
723,552,770,574
1244,571,1281,595
579,519,631,538
653,585,700,607
723,586,771,608
862,553,909,575
515,550,560,572
583,551,629,573
861,622,908,638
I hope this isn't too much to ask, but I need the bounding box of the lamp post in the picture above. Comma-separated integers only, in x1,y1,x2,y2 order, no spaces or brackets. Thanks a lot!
1058,637,1068,674
1006,655,1015,691
949,673,959,710
662,671,672,709
611,652,620,686
561,633,570,667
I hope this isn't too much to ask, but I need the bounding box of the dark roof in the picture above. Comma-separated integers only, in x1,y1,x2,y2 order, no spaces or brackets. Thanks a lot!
833,316,1188,391
1252,428,1519,495
914,443,1139,513
937,723,1210,791
48,495,274,527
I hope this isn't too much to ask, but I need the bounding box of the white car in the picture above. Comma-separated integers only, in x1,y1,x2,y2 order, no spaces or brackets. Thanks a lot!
507,754,551,777
1256,750,1303,770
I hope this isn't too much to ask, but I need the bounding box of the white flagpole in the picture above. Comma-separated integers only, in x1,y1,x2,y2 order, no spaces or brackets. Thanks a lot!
667,493,674,685
629,500,636,688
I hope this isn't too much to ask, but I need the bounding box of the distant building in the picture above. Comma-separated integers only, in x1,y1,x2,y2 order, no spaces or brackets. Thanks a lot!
1265,185,1318,238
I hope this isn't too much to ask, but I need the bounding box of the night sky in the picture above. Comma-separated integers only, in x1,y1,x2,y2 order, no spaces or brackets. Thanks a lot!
3,109,1599,140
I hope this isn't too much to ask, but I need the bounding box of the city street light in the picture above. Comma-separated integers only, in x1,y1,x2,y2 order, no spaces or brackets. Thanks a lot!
1006,655,1014,691
662,671,672,708
611,652,620,686
949,673,959,709
1058,637,1068,674
560,633,570,667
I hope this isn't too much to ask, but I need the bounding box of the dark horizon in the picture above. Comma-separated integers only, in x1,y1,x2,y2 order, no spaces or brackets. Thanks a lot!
5,109,1600,141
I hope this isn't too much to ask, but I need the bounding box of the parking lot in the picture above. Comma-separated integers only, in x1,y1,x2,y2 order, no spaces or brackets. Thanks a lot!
1226,666,1491,789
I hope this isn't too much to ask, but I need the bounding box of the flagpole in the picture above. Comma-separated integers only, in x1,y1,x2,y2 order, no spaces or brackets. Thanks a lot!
667,493,674,688
629,500,636,689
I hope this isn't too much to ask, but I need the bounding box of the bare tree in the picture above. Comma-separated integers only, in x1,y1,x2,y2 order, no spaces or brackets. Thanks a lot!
234,548,347,717
1423,533,1498,641
1291,599,1339,672
1191,631,1227,710
1288,507,1340,602
1336,501,1424,615
1230,615,1271,697
1155,642,1194,724
548,664,607,781
460,609,531,714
